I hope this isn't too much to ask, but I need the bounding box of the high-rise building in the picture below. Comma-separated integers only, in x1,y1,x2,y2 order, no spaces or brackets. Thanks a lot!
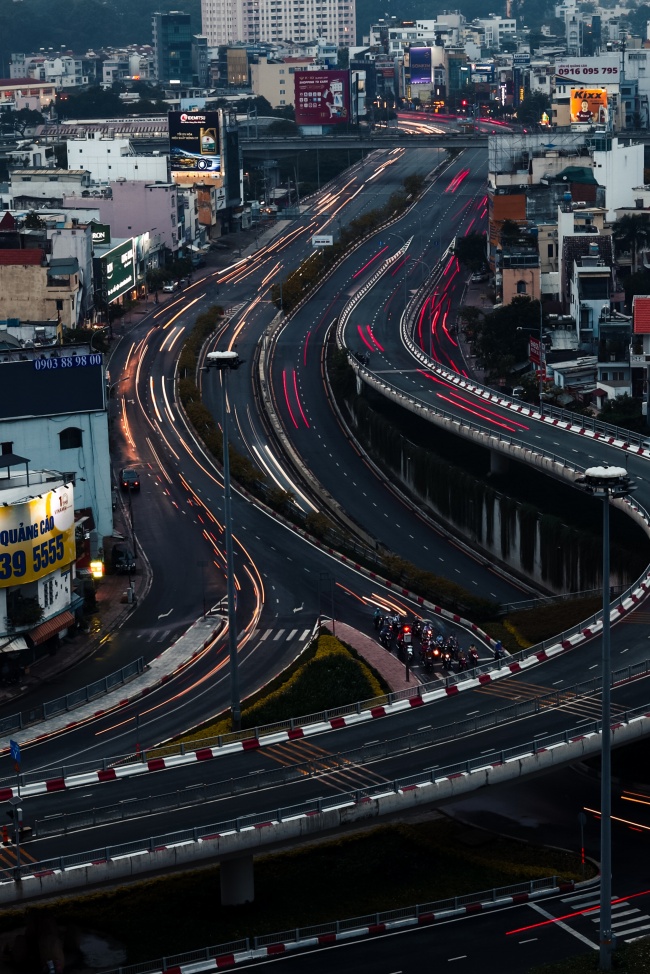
201,0,355,49
152,11,193,84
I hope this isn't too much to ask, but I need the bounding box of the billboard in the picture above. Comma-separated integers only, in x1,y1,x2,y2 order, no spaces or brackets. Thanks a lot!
100,238,136,303
409,47,433,85
570,87,608,125
556,55,620,85
0,485,76,588
169,111,221,180
91,222,110,246
295,71,349,125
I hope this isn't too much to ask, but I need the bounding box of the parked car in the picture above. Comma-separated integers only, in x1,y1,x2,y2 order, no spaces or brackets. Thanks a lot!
111,544,136,574
162,281,178,293
119,467,140,491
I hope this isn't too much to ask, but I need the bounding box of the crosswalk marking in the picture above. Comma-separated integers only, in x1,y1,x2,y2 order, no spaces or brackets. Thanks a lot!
561,891,650,944
255,627,312,644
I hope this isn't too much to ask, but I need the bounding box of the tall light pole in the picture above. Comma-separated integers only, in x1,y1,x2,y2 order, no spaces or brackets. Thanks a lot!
205,350,242,730
575,465,636,972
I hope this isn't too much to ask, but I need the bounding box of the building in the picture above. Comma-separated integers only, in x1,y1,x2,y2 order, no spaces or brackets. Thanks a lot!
9,53,91,89
0,459,78,657
64,181,182,257
0,249,82,328
250,57,315,108
153,11,194,85
0,78,56,111
201,0,355,50
9,169,92,208
65,135,168,185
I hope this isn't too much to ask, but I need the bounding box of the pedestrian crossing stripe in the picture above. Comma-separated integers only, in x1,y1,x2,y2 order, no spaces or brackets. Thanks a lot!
560,891,650,943
255,628,311,643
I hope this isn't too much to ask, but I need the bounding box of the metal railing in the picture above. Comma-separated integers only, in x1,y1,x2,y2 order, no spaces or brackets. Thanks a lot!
32,657,650,837
98,875,568,974
6,687,619,876
0,657,146,736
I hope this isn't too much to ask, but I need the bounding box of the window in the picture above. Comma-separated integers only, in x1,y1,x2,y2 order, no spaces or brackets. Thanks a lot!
516,281,527,294
59,426,83,450
547,243,554,257
1,442,12,455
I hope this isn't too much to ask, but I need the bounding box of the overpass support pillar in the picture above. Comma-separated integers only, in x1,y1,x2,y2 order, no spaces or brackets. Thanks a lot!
221,855,254,905
490,451,508,477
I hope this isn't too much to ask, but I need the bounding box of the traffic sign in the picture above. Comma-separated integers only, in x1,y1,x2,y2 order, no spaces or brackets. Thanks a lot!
9,741,20,766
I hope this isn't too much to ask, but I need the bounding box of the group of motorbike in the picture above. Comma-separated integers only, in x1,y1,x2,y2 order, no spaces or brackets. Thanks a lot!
373,609,482,675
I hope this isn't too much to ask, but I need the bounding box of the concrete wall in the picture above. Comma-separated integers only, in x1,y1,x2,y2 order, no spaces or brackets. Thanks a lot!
64,182,180,254
0,265,80,328
66,138,168,185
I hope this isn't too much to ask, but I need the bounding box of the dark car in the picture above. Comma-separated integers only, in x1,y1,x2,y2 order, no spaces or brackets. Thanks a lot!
119,467,140,491
111,544,136,574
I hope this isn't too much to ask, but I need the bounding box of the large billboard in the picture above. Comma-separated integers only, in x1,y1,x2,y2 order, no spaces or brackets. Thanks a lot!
169,110,221,180
99,238,136,303
556,55,620,85
0,485,76,588
409,47,433,85
570,87,608,125
295,71,349,125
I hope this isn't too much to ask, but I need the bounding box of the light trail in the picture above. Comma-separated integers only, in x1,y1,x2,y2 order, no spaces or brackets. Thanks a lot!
282,370,299,429
292,370,310,428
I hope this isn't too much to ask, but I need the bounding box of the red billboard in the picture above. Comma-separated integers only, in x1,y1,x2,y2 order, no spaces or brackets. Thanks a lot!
295,70,349,125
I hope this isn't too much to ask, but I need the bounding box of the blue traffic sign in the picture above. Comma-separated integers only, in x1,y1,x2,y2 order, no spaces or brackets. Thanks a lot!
9,740,20,765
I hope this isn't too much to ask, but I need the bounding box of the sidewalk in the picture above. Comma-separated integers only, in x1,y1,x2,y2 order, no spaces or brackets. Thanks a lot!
457,279,495,384
334,622,422,692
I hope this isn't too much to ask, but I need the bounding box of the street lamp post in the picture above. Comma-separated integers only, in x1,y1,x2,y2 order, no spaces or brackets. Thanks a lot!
205,350,242,731
575,465,636,972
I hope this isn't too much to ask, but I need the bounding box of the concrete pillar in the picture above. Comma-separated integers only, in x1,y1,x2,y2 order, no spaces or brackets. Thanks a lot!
220,855,254,905
490,451,509,476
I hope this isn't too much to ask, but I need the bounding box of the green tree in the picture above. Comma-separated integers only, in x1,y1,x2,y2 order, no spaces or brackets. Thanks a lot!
472,297,541,385
454,232,487,271
517,91,551,125
23,210,46,229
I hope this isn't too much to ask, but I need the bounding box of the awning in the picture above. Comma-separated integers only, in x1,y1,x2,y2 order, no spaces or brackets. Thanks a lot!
0,636,27,655
28,610,75,646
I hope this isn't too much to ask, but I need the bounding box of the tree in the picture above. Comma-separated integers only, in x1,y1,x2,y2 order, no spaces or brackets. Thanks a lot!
337,48,349,69
517,91,551,125
454,232,487,271
471,297,541,385
0,107,44,135
23,211,45,229
613,214,650,273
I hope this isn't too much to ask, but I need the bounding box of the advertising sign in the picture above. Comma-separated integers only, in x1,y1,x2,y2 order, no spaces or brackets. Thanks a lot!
529,335,542,366
0,485,76,588
570,87,608,125
169,110,221,178
409,47,433,85
100,238,135,303
312,234,334,247
557,55,620,85
91,222,111,246
295,71,350,125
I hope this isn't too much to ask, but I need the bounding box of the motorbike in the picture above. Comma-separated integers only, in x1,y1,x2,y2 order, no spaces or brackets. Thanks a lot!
442,651,453,671
457,653,469,672
468,647,479,668
379,625,391,649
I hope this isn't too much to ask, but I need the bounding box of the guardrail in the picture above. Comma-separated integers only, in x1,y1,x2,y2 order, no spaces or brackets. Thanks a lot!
13,695,650,880
99,874,567,974
0,657,146,735
32,656,650,837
